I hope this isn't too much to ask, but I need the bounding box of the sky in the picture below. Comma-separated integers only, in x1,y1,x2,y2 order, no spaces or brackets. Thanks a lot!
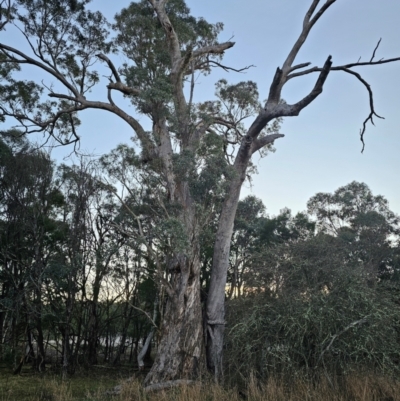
3,0,400,217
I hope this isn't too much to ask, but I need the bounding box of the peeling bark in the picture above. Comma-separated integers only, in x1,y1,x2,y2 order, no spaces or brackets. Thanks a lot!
144,255,204,385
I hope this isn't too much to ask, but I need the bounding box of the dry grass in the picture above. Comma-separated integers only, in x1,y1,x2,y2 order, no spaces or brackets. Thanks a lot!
0,365,121,401
1,368,400,401
98,374,400,401
242,374,400,401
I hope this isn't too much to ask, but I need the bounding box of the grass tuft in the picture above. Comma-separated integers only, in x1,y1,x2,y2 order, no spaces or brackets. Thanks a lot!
1,366,400,401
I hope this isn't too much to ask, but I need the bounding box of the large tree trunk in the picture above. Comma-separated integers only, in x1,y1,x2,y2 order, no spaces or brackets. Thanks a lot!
206,143,251,380
144,255,204,386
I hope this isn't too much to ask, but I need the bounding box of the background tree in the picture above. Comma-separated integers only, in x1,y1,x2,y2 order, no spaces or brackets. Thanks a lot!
0,131,65,372
225,183,400,384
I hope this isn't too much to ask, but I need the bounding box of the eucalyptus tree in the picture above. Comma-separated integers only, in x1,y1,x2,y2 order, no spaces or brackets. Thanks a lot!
307,181,400,276
53,161,104,376
1,0,400,384
0,131,64,371
226,185,400,380
82,173,124,366
225,231,400,381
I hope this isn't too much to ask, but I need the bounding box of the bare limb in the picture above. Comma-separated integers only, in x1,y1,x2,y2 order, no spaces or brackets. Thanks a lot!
370,38,382,62
96,54,142,101
48,92,80,102
107,82,141,96
191,42,235,59
199,59,254,74
282,0,336,73
267,67,284,104
251,133,285,154
128,302,158,329
96,53,121,82
107,88,115,106
288,56,400,80
308,0,337,29
287,55,332,114
341,68,383,152
285,48,400,151
303,0,321,28
265,0,337,104
289,62,312,73
77,98,155,154
0,42,80,98
264,55,332,122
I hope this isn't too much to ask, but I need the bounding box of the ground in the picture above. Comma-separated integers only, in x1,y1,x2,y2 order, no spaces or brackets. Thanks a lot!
0,363,130,401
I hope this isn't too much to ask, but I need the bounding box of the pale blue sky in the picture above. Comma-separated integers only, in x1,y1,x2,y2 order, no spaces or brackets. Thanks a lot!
4,1,400,216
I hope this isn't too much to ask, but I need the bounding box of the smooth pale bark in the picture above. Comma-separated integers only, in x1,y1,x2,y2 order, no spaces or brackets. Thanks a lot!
205,133,256,378
206,188,243,376
138,331,154,370
205,2,335,380
138,295,159,370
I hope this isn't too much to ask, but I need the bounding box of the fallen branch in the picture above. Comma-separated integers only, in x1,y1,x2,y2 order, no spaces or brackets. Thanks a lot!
144,380,195,393
106,379,196,396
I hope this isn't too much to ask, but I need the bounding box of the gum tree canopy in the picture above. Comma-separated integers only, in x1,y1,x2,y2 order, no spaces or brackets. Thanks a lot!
0,0,399,385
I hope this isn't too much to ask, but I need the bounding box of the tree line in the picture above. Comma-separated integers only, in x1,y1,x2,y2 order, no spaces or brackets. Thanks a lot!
0,132,399,383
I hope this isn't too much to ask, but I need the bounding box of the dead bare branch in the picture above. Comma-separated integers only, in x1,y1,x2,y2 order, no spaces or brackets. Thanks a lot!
251,133,285,154
370,38,382,62
191,42,235,59
96,53,121,82
0,42,80,97
289,62,312,73
285,50,400,151
48,92,80,102
341,68,383,152
288,55,332,114
203,59,254,73
282,0,337,74
107,87,115,106
107,82,141,96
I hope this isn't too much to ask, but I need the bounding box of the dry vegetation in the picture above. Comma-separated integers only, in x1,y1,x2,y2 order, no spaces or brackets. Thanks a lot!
1,369,400,401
